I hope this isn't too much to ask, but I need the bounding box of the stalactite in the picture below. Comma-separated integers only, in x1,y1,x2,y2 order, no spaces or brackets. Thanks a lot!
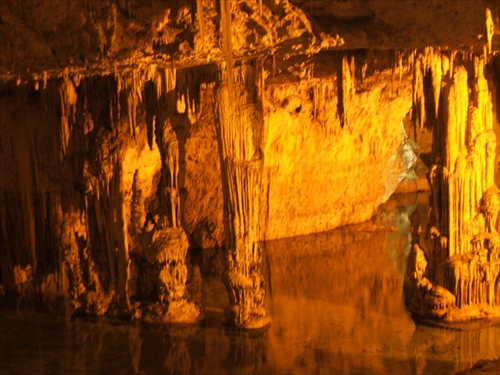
42,71,48,90
163,127,181,228
311,80,334,132
220,0,234,100
143,80,157,150
485,8,494,56
196,0,205,48
412,56,425,129
335,53,353,129
59,77,78,159
449,51,456,80
431,51,442,119
176,64,217,116
398,52,403,83
116,68,152,139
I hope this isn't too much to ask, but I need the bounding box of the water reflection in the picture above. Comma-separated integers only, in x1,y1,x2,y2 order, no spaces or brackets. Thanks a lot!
1,193,499,374
224,329,269,375
407,325,500,375
137,325,204,375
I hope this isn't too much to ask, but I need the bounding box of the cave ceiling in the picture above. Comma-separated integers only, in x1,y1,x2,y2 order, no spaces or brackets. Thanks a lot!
0,0,498,83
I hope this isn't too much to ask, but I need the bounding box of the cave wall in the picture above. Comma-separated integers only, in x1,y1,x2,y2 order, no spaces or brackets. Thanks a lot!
0,0,499,322
1,52,499,316
183,52,418,244
0,53,415,310
262,54,413,239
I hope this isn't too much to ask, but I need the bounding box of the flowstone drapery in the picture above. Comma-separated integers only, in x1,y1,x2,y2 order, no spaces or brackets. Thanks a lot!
406,51,500,323
215,60,271,329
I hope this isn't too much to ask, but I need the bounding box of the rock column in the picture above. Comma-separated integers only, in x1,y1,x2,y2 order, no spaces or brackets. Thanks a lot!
215,60,271,329
407,53,500,322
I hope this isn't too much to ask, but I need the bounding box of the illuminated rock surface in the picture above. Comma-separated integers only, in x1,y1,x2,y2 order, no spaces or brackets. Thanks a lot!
405,51,500,323
0,0,499,332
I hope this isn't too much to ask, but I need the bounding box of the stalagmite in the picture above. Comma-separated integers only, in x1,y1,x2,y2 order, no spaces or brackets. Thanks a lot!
122,67,200,323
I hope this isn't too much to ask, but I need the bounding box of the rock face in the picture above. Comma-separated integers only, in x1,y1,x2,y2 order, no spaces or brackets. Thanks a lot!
0,0,499,327
263,53,414,239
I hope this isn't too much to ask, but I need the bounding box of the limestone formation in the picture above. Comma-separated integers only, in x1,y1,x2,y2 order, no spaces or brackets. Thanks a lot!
215,60,271,329
405,51,500,323
131,120,200,323
0,0,498,329
406,243,456,320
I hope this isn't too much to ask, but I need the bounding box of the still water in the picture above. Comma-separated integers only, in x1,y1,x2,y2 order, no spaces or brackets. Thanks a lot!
1,193,499,375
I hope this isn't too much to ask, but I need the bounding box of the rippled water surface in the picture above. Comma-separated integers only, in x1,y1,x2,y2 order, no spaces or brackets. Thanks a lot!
1,193,499,375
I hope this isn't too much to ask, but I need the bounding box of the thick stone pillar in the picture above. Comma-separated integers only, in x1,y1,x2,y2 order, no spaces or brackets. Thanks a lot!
407,53,500,323
214,60,271,329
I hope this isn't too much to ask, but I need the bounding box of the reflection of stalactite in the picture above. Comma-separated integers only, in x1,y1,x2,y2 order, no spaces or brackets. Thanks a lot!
225,330,267,374
408,324,499,375
128,325,142,375
164,339,191,375
132,324,203,374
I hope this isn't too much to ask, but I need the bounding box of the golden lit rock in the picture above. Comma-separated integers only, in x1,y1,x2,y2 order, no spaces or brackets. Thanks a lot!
405,51,500,323
0,0,498,332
